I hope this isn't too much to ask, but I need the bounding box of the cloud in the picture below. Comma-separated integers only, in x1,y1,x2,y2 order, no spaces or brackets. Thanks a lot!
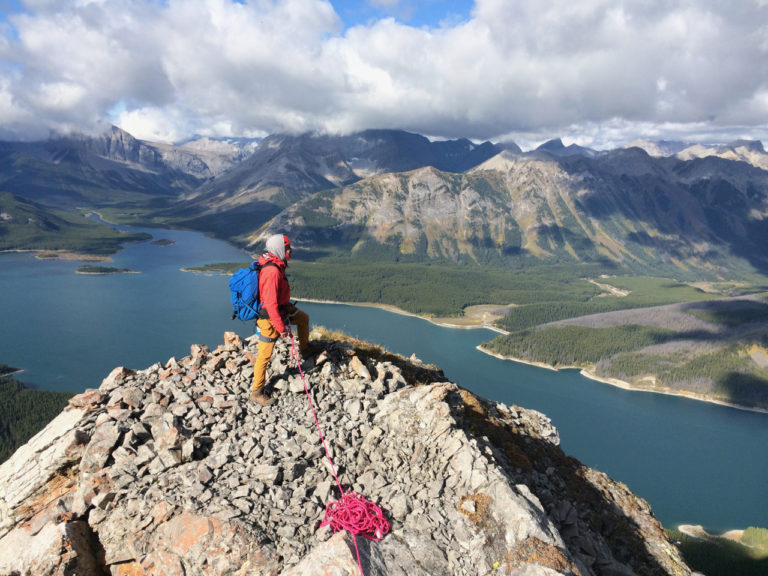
0,0,767,148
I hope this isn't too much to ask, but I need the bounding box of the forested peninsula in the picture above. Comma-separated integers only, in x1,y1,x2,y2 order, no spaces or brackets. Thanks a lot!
482,292,768,412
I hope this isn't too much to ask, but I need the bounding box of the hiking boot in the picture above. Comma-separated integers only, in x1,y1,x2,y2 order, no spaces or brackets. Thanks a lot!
304,341,324,355
297,341,325,371
249,389,274,406
299,355,315,372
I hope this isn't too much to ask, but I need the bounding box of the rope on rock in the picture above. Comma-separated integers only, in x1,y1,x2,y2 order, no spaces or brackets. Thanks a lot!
320,492,390,541
288,331,390,575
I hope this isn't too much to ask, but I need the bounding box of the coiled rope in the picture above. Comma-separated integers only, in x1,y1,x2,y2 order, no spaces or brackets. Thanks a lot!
288,331,390,575
321,492,389,541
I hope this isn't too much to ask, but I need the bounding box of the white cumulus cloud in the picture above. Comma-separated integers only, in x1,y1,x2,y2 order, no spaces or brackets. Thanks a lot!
0,0,766,148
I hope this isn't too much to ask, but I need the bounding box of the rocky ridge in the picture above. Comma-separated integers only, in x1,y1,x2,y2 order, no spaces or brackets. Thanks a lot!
0,332,692,575
74,126,257,180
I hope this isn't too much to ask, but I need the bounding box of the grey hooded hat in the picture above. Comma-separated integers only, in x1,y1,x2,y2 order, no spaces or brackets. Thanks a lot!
265,233,287,260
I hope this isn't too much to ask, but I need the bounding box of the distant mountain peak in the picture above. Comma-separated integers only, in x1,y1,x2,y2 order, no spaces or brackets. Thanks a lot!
728,139,765,153
534,138,599,159
498,140,523,154
538,138,565,150
627,139,689,157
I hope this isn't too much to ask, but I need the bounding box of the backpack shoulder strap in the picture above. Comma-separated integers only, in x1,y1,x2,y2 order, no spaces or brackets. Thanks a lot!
258,261,280,277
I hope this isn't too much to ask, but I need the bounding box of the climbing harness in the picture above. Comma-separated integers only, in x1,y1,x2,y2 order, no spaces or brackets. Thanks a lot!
254,303,294,343
287,329,390,576
255,332,279,343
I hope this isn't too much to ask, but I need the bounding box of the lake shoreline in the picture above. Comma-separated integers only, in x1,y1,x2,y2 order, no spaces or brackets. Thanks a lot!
677,524,746,541
297,297,509,334
476,345,768,416
0,368,24,379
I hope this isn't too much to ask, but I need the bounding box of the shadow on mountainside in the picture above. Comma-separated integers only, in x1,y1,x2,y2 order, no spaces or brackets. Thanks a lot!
716,372,768,409
562,155,768,276
450,387,683,576
679,299,768,326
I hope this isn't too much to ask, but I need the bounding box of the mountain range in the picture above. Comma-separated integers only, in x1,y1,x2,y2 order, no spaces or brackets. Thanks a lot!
1,126,767,278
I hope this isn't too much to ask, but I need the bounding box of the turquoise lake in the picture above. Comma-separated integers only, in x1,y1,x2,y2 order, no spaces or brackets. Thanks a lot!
1,225,766,533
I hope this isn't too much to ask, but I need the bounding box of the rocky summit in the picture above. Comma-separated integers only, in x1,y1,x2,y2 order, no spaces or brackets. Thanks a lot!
0,331,692,575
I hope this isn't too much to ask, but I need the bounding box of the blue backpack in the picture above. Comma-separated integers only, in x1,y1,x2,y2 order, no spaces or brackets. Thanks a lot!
229,262,275,321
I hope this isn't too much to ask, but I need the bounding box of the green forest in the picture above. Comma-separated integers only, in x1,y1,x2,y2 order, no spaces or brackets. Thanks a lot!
0,365,73,463
484,324,679,366
199,259,611,315
667,527,768,576
197,260,685,317
197,260,738,320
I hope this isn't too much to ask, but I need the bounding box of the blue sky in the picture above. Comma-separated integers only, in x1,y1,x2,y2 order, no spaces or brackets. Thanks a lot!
0,0,23,17
0,0,474,29
330,0,473,29
0,0,23,29
0,1,767,149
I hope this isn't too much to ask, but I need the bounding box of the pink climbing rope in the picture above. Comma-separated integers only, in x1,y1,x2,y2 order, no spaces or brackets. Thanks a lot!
321,492,390,541
288,331,390,575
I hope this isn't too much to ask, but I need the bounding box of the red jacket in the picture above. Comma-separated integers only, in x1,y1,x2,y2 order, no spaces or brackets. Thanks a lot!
258,253,290,333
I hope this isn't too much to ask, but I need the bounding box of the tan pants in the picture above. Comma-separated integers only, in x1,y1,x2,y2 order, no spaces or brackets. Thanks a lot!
252,307,309,392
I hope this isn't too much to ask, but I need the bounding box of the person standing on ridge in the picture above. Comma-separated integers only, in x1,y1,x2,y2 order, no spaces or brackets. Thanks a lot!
250,233,310,405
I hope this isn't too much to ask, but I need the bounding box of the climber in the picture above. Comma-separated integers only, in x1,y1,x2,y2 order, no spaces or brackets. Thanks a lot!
250,233,310,405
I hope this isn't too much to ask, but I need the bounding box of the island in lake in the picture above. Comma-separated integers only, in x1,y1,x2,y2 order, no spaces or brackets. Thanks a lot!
75,265,139,275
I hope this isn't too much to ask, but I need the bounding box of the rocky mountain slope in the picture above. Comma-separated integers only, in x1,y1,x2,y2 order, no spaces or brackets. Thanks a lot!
160,135,260,178
0,126,256,210
165,130,505,239
0,331,692,575
260,144,768,276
